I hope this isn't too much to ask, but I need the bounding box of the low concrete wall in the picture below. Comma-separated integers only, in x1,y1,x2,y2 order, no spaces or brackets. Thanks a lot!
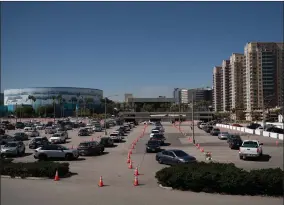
216,124,283,140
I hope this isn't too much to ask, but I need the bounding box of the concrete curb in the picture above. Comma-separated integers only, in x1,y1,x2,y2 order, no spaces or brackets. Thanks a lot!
1,175,49,180
158,184,173,190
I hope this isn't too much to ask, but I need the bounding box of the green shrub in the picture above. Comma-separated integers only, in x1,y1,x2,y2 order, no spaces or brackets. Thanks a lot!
155,162,284,196
0,161,70,178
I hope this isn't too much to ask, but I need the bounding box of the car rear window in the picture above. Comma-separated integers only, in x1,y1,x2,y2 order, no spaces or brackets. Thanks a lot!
242,141,258,148
110,133,118,136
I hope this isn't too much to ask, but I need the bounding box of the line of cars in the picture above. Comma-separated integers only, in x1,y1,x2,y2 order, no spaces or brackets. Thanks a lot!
198,121,265,161
143,121,197,165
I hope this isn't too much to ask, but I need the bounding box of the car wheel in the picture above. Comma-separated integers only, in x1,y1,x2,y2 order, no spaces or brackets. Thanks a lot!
158,158,163,164
1,153,6,159
65,154,73,161
38,154,47,161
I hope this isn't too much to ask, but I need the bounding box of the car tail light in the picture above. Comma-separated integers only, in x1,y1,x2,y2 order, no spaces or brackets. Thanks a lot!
257,148,260,153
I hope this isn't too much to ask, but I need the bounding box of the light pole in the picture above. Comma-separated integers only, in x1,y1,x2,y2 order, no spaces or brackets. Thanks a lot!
104,94,118,135
191,93,196,144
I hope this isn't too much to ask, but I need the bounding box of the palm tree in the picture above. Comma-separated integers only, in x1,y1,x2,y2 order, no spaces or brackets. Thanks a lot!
52,96,56,120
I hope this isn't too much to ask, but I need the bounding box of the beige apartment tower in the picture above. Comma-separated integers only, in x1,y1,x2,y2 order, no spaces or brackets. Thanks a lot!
230,53,246,119
244,42,284,121
222,60,231,111
213,66,223,112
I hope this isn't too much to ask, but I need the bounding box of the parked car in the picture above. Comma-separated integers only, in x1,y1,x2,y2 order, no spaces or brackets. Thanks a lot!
34,144,79,161
110,132,122,142
210,128,220,136
0,135,15,146
29,136,50,149
229,138,243,150
123,125,131,132
45,127,57,134
6,124,15,130
13,132,29,141
99,137,114,147
239,140,263,160
149,134,166,145
64,125,73,130
218,132,229,140
15,122,25,129
0,129,5,135
77,141,105,156
25,129,40,137
156,149,196,165
146,140,161,153
78,129,90,136
247,123,261,129
1,141,25,157
56,130,69,139
49,133,67,144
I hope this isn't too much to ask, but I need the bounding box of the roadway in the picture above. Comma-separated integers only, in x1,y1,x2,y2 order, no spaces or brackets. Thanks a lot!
1,122,283,205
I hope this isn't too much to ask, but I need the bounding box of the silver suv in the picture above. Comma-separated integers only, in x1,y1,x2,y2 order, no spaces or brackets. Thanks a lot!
34,144,79,161
1,141,25,158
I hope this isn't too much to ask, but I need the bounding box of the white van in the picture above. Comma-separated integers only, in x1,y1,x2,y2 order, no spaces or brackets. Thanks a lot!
24,127,33,132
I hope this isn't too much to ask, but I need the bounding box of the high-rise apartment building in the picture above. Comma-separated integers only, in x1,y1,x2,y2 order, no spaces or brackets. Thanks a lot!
230,53,246,110
222,60,231,111
213,66,223,112
244,42,284,120
188,88,212,103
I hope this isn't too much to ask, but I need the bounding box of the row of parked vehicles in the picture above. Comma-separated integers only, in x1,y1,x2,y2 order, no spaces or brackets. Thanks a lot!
198,120,264,160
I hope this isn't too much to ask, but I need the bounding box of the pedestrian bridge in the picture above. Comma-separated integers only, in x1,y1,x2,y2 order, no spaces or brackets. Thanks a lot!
120,111,213,120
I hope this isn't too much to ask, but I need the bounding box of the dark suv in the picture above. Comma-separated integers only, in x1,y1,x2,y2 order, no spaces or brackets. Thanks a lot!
77,141,105,156
78,129,90,136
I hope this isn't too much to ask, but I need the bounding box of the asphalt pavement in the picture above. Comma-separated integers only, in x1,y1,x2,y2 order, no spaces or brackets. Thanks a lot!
1,122,283,205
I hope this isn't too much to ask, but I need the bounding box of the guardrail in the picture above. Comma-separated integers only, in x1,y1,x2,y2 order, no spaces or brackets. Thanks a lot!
216,124,283,141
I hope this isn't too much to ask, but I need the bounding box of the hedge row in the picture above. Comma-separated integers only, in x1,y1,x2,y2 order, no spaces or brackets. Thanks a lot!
155,162,283,196
0,160,70,178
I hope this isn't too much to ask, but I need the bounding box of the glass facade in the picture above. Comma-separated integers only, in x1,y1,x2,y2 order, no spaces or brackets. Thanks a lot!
4,87,103,111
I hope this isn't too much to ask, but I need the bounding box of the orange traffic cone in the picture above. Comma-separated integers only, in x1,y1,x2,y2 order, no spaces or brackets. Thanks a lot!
127,156,131,164
133,176,139,186
128,161,133,169
98,176,104,187
129,149,132,154
71,145,74,149
128,152,131,158
134,167,139,176
200,148,204,152
276,140,279,146
131,144,135,149
54,170,60,181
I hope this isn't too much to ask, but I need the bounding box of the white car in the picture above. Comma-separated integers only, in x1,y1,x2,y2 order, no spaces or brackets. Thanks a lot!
150,129,162,138
109,133,122,142
49,133,67,144
36,125,44,130
200,123,207,129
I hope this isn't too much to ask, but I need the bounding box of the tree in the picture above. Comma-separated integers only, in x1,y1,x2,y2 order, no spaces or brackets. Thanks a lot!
15,106,35,118
36,105,54,117
28,95,36,108
52,96,56,118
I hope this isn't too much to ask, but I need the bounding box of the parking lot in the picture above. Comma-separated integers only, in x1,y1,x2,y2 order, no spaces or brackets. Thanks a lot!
1,121,283,205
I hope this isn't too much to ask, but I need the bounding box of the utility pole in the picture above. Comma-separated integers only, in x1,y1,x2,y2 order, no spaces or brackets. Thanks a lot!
191,93,196,144
104,97,107,135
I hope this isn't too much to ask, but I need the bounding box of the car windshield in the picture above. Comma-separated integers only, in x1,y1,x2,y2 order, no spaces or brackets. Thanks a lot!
173,150,189,157
148,141,159,145
221,132,229,135
14,133,23,136
53,134,61,137
5,143,17,147
152,135,164,139
242,141,259,148
213,129,220,131
230,135,241,140
110,134,118,136
152,130,159,133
